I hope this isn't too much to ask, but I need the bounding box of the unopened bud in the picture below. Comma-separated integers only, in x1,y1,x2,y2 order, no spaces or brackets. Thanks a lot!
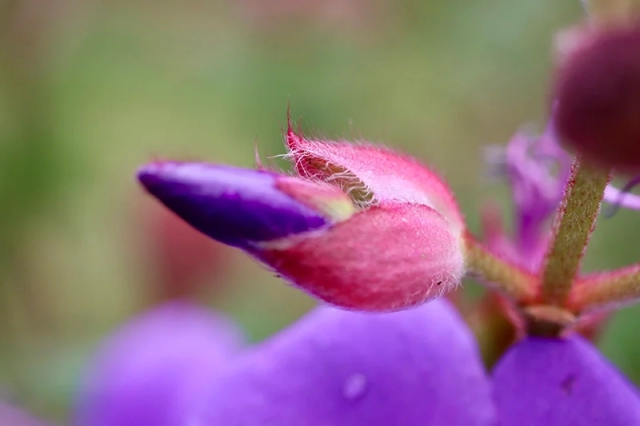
555,23,640,171
137,162,346,249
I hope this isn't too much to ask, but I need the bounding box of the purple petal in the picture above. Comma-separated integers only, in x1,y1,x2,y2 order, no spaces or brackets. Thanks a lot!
604,179,640,213
74,302,243,426
505,125,570,250
485,119,571,269
192,299,495,426
493,335,640,426
137,162,329,249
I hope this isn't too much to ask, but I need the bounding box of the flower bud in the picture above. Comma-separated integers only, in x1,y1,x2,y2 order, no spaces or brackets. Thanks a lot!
137,162,350,249
554,23,640,171
258,203,464,310
285,125,465,233
137,129,467,311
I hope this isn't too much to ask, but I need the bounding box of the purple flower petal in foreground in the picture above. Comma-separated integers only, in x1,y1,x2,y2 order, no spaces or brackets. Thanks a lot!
192,299,495,426
75,302,243,426
138,162,333,249
493,336,640,426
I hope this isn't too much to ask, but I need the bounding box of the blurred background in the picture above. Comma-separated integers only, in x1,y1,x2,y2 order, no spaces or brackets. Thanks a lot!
2,0,640,422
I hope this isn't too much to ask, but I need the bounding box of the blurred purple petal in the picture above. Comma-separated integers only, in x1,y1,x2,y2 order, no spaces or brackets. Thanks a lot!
493,336,640,426
137,162,329,249
75,302,243,426
604,177,640,215
192,299,495,426
485,120,571,269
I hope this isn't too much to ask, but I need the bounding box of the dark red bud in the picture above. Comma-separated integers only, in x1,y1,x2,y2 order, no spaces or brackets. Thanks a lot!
555,23,640,171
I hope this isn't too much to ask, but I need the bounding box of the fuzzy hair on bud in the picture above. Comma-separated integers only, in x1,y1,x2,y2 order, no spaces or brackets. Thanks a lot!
555,23,640,171
275,176,357,222
285,125,465,234
257,203,465,311
137,125,469,312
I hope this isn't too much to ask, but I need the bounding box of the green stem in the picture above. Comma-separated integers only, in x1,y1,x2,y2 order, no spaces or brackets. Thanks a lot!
540,157,610,305
463,233,537,303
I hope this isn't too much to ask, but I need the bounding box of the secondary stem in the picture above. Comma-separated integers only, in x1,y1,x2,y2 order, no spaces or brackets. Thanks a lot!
569,264,640,314
463,232,537,303
540,157,610,305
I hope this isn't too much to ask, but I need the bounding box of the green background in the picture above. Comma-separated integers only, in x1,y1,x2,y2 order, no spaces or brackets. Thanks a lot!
1,0,639,422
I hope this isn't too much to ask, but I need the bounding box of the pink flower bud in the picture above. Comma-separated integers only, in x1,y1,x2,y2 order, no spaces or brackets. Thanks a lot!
275,176,357,222
138,126,467,311
286,125,465,233
257,202,464,311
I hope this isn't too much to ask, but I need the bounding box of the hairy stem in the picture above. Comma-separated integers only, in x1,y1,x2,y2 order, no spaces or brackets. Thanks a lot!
569,264,640,314
540,158,609,305
463,233,538,303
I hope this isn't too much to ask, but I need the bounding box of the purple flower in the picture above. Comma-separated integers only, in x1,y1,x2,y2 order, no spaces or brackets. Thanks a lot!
74,302,243,426
494,336,640,425
194,299,494,426
484,118,572,270
483,118,640,425
77,299,495,426
74,100,640,425
74,15,640,425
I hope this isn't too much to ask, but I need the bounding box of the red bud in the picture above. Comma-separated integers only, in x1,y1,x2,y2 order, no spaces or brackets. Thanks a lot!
555,23,640,171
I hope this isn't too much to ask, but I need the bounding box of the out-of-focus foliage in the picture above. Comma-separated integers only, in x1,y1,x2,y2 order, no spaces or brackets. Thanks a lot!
3,0,640,422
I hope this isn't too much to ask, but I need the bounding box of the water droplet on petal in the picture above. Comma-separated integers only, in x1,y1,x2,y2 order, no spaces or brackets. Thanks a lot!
343,373,368,400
